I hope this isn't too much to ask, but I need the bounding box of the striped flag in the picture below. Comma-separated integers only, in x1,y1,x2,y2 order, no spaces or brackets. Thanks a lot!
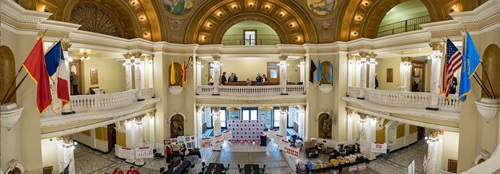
441,39,462,98
182,61,187,85
170,58,175,85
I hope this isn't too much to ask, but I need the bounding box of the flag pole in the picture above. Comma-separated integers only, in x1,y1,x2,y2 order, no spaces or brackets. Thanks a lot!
4,74,29,104
1,66,25,104
479,62,496,97
472,73,493,98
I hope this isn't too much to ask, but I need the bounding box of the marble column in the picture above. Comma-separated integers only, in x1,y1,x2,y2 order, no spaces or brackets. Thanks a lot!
358,51,369,99
427,42,444,110
147,55,154,89
125,118,136,163
368,52,378,89
347,55,354,86
134,116,145,165
196,57,202,87
298,105,306,137
358,113,376,160
401,57,412,92
346,108,354,144
279,106,288,140
133,51,143,100
425,129,443,174
279,55,288,94
196,106,204,147
123,53,133,91
61,42,73,114
58,134,76,174
355,56,361,87
299,57,305,83
148,111,155,149
212,55,221,95
212,107,222,150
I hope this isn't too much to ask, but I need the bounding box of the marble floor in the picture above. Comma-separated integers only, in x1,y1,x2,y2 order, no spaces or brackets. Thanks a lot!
74,139,427,174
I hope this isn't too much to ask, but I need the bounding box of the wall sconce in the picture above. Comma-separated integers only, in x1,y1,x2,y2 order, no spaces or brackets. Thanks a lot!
130,0,139,6
81,52,90,61
450,5,457,12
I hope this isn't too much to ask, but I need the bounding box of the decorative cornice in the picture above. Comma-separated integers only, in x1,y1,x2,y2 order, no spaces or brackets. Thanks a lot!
449,0,499,25
429,42,444,51
401,57,412,62
123,53,133,59
132,51,143,58
368,52,378,59
0,0,52,25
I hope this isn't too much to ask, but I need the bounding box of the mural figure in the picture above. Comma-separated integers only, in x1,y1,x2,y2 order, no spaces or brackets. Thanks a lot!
319,113,332,138
163,0,194,15
170,114,184,137
307,0,336,15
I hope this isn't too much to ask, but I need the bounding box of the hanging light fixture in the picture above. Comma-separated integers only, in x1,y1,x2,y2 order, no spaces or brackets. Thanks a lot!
81,52,90,61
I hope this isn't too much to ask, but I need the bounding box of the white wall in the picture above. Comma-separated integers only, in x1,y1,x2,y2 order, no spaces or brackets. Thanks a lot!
41,139,60,172
81,58,126,94
441,131,459,172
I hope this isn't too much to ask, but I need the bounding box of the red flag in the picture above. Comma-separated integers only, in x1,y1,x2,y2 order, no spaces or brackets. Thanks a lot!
22,37,52,114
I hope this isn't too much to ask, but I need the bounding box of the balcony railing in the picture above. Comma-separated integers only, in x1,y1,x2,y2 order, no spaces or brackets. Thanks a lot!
347,86,459,112
221,34,281,45
197,85,305,96
377,15,430,37
71,90,137,112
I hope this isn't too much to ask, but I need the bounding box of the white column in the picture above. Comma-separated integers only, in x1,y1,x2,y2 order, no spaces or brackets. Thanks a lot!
148,111,155,148
368,52,378,89
58,134,76,174
123,53,133,91
425,129,443,174
355,56,361,87
196,106,204,147
212,55,221,95
133,51,143,100
279,55,288,94
347,55,354,86
61,42,73,114
358,52,368,99
428,42,444,110
125,119,136,163
358,113,377,160
196,57,202,87
212,107,222,150
279,106,288,140
298,105,305,137
346,109,353,144
299,57,305,83
147,55,154,88
401,57,412,92
134,117,145,165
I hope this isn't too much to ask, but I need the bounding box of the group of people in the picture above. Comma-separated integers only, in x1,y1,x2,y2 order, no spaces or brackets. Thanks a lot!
255,73,268,82
111,166,140,174
165,143,187,163
221,72,268,85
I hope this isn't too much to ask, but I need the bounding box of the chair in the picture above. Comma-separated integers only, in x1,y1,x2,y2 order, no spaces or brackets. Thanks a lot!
159,167,165,173
237,164,244,174
201,162,207,172
260,164,266,173
222,164,230,173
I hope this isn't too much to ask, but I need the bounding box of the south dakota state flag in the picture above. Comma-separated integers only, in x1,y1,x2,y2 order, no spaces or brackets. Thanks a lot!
458,32,481,102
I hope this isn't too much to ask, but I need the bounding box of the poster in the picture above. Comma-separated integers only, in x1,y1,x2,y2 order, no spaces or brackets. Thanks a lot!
223,130,232,140
371,142,387,153
135,147,153,159
119,147,134,159
177,136,185,144
268,129,278,139
201,138,213,148
286,145,300,159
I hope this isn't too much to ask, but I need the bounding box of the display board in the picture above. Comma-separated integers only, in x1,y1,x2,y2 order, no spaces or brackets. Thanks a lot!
227,120,264,141
136,147,153,159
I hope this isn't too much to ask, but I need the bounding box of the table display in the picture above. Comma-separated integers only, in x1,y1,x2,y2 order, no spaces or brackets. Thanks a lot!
227,120,264,141
305,155,369,172
244,164,261,174
164,160,191,174
205,163,224,174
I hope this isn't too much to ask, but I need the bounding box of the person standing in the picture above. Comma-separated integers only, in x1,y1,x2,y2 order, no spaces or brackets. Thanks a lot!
221,72,227,85
256,73,262,82
262,74,268,82
233,73,238,82
179,144,187,160
375,73,379,89
165,142,173,163
112,167,124,174
228,73,234,82
70,71,79,95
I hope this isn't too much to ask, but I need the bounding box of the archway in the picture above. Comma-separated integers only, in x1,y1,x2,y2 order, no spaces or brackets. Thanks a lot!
170,114,185,138
221,20,281,45
0,45,17,103
377,0,430,37
184,0,318,44
481,44,500,98
318,113,332,139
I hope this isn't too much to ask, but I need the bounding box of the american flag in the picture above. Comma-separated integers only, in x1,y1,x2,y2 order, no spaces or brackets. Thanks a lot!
442,39,462,98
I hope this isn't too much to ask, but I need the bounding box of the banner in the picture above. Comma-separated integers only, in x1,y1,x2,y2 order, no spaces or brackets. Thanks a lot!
215,135,224,145
135,147,153,159
227,120,263,141
371,142,387,153
268,129,278,139
201,138,213,148
223,130,232,140
286,145,300,159
119,147,134,159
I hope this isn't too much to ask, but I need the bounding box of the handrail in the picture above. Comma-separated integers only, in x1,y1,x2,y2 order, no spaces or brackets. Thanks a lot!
221,34,281,45
377,15,430,37
71,90,137,112
347,86,459,112
197,85,305,96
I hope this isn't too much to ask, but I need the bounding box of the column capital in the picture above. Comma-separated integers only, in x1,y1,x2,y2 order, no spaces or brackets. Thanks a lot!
359,51,370,58
401,57,412,62
196,106,205,112
299,56,305,62
212,55,221,61
425,128,443,140
196,56,202,62
212,107,220,113
123,53,133,59
135,116,144,124
147,110,156,117
346,108,354,115
140,55,147,61
61,42,72,51
429,42,444,51
132,51,143,58
57,134,76,145
368,52,378,59
299,105,306,111
279,106,288,113
347,55,356,60
355,55,361,61
279,55,288,61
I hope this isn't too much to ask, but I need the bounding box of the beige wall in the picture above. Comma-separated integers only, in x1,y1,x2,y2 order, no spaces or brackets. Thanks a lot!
375,58,402,90
81,58,126,94
442,131,459,172
41,139,59,172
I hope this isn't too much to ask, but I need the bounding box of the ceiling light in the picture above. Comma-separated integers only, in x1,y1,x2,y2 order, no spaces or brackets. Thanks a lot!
81,52,90,61
138,15,146,21
248,2,254,7
279,12,286,17
130,0,139,6
265,5,270,10
232,4,237,9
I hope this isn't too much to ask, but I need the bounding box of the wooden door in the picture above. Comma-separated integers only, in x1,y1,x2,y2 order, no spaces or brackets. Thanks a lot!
107,124,116,151
267,62,280,83
410,60,426,92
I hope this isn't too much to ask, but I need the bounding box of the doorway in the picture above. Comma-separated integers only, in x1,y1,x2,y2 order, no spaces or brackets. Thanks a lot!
267,62,280,83
410,60,426,92
69,60,83,95
107,124,116,151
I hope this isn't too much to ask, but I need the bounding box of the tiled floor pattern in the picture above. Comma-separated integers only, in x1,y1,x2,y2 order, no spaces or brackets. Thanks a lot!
74,139,427,174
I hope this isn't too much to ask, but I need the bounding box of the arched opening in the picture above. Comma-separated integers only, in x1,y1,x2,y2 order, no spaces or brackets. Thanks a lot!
377,0,430,37
221,21,280,46
0,45,17,103
481,44,500,98
170,114,185,138
318,113,332,139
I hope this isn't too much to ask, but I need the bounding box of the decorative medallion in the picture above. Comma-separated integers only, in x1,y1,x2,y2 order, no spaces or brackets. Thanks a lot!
70,3,122,37
307,0,336,15
170,20,182,31
162,0,195,15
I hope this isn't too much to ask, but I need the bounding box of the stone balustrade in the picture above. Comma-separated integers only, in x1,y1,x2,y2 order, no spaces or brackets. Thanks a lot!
347,86,459,112
141,88,154,99
197,85,305,96
71,90,137,112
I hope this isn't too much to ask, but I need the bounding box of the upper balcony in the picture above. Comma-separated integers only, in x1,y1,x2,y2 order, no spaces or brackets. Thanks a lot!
195,84,306,104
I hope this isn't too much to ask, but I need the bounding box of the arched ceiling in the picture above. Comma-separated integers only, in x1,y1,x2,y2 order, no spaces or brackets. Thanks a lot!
21,0,477,43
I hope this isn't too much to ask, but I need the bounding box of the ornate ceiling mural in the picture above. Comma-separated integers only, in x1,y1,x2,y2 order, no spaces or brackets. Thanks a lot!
162,0,195,15
307,0,336,15
70,3,123,37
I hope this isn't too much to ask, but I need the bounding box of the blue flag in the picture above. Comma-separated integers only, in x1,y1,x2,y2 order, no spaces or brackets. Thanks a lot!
328,62,333,83
316,60,322,83
458,32,481,102
45,41,62,77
